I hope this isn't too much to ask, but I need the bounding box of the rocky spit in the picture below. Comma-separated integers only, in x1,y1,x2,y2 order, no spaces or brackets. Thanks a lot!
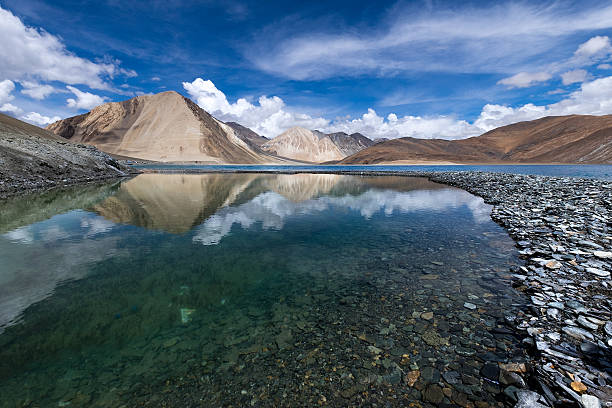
0,129,135,199
148,168,611,407
426,171,611,408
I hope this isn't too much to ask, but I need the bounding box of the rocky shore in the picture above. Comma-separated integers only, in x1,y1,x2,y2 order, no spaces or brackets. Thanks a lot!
141,167,611,407
0,117,135,199
425,172,611,408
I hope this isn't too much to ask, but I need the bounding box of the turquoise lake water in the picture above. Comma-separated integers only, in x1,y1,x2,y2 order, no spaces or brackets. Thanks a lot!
134,164,612,180
0,173,528,407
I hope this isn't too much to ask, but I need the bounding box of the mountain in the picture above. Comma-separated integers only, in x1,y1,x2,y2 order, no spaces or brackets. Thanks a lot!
320,131,374,156
0,112,129,197
46,91,284,164
225,122,268,150
340,115,612,164
261,127,344,162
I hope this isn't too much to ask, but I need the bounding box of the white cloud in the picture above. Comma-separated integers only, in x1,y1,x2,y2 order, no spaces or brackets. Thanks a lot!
0,79,15,105
20,112,61,126
151,76,161,81
0,5,130,89
561,69,588,85
498,72,551,88
66,86,107,110
0,103,22,114
183,78,328,137
20,81,56,100
472,75,612,131
248,3,612,80
324,109,479,140
598,64,611,70
575,36,612,58
185,75,612,140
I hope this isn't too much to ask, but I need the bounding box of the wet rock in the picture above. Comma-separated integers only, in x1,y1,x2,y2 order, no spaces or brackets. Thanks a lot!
405,370,419,387
424,384,444,404
480,363,500,382
464,302,477,310
443,371,461,384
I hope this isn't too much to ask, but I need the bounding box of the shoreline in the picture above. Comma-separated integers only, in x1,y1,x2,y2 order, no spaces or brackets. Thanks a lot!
1,168,610,406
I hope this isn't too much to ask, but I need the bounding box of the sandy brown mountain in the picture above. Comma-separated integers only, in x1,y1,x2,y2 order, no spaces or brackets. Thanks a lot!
46,91,286,164
261,127,345,162
340,115,612,164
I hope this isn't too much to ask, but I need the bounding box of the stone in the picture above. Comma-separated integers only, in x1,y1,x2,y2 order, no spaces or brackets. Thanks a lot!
570,381,587,392
562,326,595,341
405,370,419,387
424,384,444,404
514,390,547,408
421,366,440,383
421,311,434,320
593,250,612,259
367,345,382,354
605,321,612,336
545,260,562,269
464,302,477,310
577,316,599,331
442,370,461,384
581,394,601,408
163,337,179,348
499,362,527,373
499,370,526,388
481,363,500,381
585,267,610,278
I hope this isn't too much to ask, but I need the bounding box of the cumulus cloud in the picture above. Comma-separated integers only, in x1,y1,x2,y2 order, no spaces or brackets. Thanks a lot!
598,64,612,70
0,79,22,114
183,78,328,137
66,86,107,110
0,79,15,105
324,109,479,140
0,5,131,89
20,81,56,100
498,72,551,88
575,36,612,58
561,69,588,85
471,75,612,131
185,75,612,140
20,112,61,126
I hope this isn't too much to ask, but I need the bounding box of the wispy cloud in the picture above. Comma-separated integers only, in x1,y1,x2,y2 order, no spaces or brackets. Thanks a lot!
246,3,612,80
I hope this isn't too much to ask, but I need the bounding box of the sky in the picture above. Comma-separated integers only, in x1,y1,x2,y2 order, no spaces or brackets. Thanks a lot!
0,0,612,140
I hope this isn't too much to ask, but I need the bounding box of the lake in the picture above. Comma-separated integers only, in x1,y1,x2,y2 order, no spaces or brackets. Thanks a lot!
0,173,528,407
134,164,612,180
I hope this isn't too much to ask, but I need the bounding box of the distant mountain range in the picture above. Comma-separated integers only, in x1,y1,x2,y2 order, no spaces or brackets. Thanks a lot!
340,115,612,164
42,91,611,164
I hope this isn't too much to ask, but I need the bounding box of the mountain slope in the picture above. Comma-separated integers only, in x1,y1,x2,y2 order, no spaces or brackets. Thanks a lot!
340,115,612,164
325,132,374,156
225,122,268,149
261,127,344,162
46,91,281,164
0,113,129,197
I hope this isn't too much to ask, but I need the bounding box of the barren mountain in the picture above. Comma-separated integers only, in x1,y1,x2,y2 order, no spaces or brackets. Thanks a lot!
324,132,374,156
46,91,282,164
261,127,344,162
225,122,268,150
0,113,129,197
340,115,612,164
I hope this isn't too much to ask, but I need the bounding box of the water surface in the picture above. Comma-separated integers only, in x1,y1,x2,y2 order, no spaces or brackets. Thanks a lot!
0,173,527,407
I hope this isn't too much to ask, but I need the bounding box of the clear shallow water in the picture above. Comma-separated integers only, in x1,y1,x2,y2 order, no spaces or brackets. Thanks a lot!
135,163,612,180
0,174,527,407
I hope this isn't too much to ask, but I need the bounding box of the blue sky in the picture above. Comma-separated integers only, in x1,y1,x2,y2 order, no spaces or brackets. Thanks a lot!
1,0,612,139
